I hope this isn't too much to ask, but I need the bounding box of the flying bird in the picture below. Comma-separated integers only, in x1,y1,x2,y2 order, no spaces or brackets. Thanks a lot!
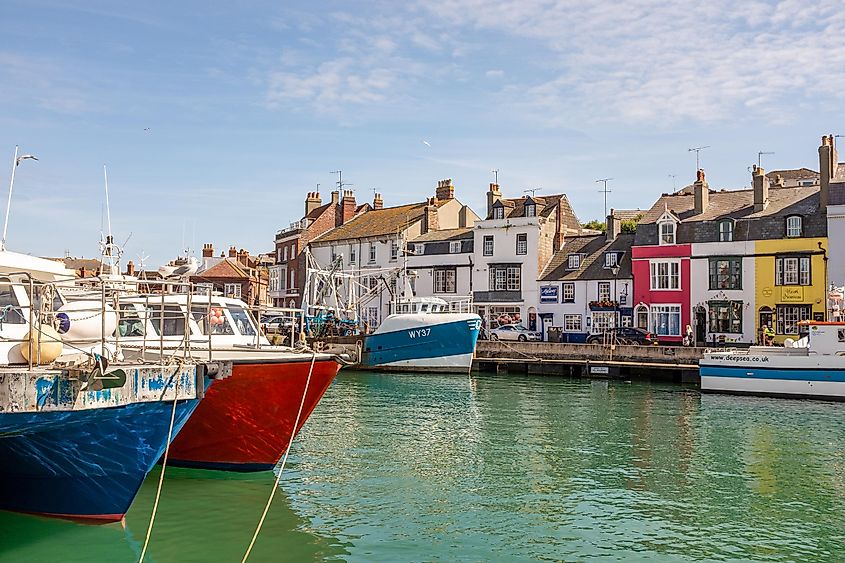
143,128,151,132
15,154,37,166
422,140,431,148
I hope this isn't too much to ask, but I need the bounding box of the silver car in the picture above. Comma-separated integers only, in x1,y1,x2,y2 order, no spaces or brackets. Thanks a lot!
489,323,542,342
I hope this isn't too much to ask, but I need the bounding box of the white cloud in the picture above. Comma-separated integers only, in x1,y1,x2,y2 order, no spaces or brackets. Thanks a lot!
485,69,505,79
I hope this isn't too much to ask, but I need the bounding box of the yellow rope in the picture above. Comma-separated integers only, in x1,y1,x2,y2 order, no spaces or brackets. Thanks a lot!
241,351,317,563
137,364,182,563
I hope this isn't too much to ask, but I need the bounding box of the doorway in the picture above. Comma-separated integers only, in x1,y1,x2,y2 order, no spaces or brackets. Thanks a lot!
695,306,706,345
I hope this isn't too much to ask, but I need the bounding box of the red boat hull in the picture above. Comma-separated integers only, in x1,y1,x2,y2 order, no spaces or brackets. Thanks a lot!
168,358,340,471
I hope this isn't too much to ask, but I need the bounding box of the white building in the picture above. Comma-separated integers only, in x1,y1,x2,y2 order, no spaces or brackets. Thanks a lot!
690,240,756,345
537,221,634,342
308,179,478,328
472,183,585,335
406,227,474,307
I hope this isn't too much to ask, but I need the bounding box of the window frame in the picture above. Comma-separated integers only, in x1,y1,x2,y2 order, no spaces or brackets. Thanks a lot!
708,257,742,290
649,259,681,291
597,282,611,302
493,206,505,220
449,241,462,254
718,219,734,242
433,267,457,294
567,254,582,270
775,255,811,286
649,304,682,336
562,282,575,303
708,300,743,334
604,252,618,269
516,233,528,255
659,221,676,245
785,215,803,238
563,314,582,332
483,235,494,256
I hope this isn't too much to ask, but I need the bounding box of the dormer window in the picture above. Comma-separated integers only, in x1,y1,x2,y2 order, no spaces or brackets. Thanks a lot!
493,206,505,220
659,221,676,245
524,198,536,217
604,252,618,268
786,215,802,238
718,219,734,242
567,254,582,270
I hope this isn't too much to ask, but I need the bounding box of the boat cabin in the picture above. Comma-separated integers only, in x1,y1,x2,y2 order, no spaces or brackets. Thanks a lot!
392,297,452,315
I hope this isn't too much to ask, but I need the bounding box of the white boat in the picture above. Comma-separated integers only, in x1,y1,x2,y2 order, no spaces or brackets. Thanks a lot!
700,321,845,400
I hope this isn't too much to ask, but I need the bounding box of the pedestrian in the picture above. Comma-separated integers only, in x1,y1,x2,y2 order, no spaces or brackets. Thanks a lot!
684,325,693,347
763,324,775,346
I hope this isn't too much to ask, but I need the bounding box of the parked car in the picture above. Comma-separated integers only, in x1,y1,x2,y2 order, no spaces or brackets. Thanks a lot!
489,324,542,342
586,327,656,345
261,316,294,334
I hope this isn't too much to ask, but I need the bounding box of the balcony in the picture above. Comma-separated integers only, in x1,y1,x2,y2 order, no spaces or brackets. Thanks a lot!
473,290,523,303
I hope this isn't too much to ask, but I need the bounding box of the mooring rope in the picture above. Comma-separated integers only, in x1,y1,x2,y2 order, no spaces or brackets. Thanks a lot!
138,363,182,563
241,351,317,563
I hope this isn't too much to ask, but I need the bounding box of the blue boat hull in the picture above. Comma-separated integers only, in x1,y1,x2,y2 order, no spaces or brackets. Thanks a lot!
361,317,481,373
0,398,201,521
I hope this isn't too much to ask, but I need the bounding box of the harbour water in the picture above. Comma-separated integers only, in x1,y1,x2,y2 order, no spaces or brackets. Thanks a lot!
2,372,845,561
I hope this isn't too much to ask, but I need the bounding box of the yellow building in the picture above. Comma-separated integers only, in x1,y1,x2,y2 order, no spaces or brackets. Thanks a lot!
755,236,828,344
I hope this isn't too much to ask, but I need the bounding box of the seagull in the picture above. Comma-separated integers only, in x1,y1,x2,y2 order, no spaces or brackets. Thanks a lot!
15,154,38,166
157,264,176,278
422,140,431,148
143,128,151,132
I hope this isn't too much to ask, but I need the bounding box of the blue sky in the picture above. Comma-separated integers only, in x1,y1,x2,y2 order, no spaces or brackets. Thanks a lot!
2,0,842,267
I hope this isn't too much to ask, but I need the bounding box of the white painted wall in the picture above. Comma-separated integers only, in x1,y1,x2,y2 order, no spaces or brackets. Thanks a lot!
828,204,845,288
690,241,756,344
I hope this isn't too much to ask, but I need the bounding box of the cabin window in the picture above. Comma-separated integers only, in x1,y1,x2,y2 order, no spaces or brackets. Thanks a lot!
117,304,145,337
228,307,257,336
148,305,187,337
786,215,803,238
718,219,734,242
0,278,24,324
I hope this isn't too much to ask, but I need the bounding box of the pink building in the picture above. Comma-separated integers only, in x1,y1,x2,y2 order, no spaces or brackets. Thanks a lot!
631,242,692,344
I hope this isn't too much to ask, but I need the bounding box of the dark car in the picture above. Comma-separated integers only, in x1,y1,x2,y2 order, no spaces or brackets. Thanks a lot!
586,327,656,345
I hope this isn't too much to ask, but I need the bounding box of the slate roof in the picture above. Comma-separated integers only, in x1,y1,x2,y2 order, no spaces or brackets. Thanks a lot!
540,233,634,282
312,202,432,243
410,227,473,243
611,209,645,222
491,193,581,232
767,168,819,181
634,185,826,246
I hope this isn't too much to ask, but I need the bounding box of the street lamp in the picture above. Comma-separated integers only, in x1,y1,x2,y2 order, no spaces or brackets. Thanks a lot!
3,146,38,251
611,265,620,326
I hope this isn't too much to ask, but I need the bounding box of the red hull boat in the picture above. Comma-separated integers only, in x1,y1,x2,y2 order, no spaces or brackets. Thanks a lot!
168,356,341,471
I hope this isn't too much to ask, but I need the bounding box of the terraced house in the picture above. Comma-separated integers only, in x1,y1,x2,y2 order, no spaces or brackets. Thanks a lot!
538,212,634,343
473,182,585,335
635,159,828,346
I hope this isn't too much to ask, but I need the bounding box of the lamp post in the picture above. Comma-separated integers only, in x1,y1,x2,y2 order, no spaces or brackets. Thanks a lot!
611,264,620,328
3,146,38,251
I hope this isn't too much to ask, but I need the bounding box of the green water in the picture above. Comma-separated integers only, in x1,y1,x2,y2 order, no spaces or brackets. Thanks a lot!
2,373,845,562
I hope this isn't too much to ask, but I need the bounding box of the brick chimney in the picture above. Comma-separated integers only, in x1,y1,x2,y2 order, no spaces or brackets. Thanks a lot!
423,197,439,234
819,134,838,208
487,183,502,218
693,169,709,215
373,192,383,210
606,209,620,242
202,243,214,258
436,178,455,200
752,165,770,212
305,191,322,216
340,190,356,225
228,246,237,258
331,190,340,204
125,260,135,276
237,249,250,266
